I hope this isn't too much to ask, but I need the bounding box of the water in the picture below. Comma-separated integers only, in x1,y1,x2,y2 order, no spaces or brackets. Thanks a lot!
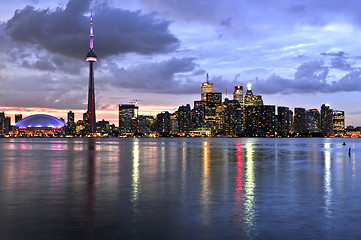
0,137,360,239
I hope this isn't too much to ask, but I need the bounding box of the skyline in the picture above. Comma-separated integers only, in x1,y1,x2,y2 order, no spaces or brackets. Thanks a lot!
1,0,361,125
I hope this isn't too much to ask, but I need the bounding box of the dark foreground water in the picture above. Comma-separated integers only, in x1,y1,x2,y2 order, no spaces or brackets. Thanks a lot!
0,138,360,239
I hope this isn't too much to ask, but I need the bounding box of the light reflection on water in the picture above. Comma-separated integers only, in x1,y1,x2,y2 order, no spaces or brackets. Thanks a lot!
1,138,361,239
244,141,257,237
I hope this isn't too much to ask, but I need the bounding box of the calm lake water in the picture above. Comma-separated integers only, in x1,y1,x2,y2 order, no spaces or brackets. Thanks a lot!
0,137,360,239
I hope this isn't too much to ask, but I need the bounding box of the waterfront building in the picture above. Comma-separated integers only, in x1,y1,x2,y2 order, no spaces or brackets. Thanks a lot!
294,108,307,134
333,110,345,133
306,109,320,132
205,92,222,129
222,98,242,136
201,73,213,101
233,85,244,134
177,104,191,134
306,109,320,133
233,85,243,105
170,113,178,134
4,117,11,135
15,114,22,123
277,106,292,136
137,115,155,135
83,112,91,133
85,12,97,133
156,111,171,136
96,119,110,133
0,111,4,135
244,83,263,107
320,104,333,136
119,104,139,136
14,114,66,136
244,105,276,137
66,111,76,134
192,100,206,129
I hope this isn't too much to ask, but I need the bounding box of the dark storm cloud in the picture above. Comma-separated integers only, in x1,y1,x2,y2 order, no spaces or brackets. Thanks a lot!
5,0,179,60
108,57,200,94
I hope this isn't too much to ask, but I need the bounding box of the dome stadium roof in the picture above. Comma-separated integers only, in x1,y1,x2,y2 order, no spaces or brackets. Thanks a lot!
14,114,67,128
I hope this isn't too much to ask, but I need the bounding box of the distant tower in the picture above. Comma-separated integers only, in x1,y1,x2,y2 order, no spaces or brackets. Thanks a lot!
201,73,214,101
86,11,97,133
233,85,243,105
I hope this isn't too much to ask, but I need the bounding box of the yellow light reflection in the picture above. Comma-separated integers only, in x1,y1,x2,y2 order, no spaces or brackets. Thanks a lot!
244,141,256,234
324,142,332,219
181,141,187,197
132,140,140,204
201,140,211,224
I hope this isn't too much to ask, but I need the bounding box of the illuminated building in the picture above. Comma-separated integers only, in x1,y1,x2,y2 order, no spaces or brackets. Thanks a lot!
15,114,22,123
244,105,276,137
137,115,155,135
96,119,110,133
306,109,320,133
177,104,191,134
192,100,206,129
294,108,307,134
277,106,292,136
244,83,263,107
14,114,66,136
321,104,333,136
222,98,242,136
233,85,243,104
233,86,244,134
119,104,139,135
0,111,4,134
333,110,345,133
156,111,171,136
205,92,222,129
83,112,91,133
170,113,178,134
67,111,76,134
85,12,97,133
201,73,213,101
4,117,11,135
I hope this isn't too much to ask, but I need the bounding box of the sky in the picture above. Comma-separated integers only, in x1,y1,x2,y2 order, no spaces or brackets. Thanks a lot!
1,0,361,125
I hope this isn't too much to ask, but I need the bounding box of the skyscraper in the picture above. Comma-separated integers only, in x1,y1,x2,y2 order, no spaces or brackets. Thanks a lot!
320,104,333,136
294,108,307,134
119,104,139,135
233,85,243,104
15,114,22,123
244,83,263,107
244,105,276,137
86,11,97,133
277,106,292,136
201,73,213,101
333,110,345,133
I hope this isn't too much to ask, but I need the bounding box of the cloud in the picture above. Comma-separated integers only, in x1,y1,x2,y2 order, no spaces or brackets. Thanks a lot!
4,0,179,60
107,57,200,94
220,17,232,26
0,70,88,109
249,60,361,95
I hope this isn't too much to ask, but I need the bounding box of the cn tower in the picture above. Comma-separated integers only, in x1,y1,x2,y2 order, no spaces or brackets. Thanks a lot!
86,11,97,133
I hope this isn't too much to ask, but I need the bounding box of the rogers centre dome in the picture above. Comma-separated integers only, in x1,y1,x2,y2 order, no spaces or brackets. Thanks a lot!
14,114,67,128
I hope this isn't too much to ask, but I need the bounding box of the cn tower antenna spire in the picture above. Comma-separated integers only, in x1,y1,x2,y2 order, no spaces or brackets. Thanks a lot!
90,10,94,49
